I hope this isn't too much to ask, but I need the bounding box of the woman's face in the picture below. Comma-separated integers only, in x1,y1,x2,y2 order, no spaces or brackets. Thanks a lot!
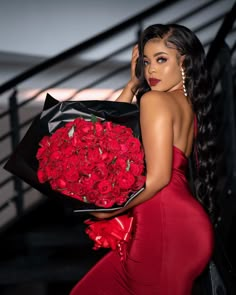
143,38,183,92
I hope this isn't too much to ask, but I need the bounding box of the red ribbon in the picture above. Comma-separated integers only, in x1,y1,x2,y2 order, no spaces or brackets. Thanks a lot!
84,214,134,260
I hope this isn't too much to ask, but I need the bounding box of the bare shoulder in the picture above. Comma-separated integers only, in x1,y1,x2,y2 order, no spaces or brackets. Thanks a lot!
140,91,173,115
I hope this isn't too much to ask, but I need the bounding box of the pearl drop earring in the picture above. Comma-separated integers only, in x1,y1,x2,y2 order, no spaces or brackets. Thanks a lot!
181,67,187,96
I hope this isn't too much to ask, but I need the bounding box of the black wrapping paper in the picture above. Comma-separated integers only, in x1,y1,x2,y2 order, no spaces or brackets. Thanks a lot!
4,93,144,212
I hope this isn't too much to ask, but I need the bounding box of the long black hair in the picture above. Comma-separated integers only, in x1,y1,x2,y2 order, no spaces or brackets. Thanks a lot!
135,24,217,222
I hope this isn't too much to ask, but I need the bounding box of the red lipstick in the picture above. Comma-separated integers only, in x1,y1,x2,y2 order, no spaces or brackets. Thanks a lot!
149,78,161,86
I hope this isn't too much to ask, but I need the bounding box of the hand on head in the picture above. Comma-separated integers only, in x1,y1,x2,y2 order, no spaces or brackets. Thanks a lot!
129,44,139,93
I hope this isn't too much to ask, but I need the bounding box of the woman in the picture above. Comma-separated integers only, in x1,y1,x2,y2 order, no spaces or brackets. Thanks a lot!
70,24,215,295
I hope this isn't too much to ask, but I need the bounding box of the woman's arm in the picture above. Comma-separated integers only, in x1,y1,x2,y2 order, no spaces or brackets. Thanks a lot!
115,45,139,103
91,91,174,219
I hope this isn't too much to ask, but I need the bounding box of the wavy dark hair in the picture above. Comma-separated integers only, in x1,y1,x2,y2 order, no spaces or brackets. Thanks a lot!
135,24,217,223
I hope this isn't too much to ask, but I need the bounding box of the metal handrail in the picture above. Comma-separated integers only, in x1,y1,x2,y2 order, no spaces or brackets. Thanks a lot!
0,42,133,118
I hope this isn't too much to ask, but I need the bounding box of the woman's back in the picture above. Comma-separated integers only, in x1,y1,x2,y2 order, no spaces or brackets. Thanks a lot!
163,89,194,157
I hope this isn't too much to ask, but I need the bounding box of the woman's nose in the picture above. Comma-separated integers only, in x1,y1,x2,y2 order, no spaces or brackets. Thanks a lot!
148,64,156,74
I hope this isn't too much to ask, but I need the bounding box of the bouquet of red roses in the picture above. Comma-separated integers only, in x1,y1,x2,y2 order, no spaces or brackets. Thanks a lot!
36,109,145,209
4,93,145,212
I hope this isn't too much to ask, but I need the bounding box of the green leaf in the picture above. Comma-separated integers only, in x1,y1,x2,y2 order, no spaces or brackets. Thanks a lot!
91,114,98,123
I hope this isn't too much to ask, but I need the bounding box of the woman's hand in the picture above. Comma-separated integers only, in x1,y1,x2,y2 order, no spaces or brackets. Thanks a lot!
89,211,117,219
90,208,125,219
115,45,139,103
129,44,139,91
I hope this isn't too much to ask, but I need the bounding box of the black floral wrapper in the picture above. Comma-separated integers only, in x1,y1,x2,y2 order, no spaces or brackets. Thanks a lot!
4,93,144,213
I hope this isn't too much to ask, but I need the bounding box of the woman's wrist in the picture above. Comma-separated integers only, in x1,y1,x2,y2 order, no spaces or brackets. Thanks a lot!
127,80,138,94
116,80,138,103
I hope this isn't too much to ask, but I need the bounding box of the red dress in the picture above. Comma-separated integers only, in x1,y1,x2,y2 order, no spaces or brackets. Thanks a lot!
70,146,214,295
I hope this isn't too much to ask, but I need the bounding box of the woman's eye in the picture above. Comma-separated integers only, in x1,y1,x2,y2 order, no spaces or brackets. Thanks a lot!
143,60,149,66
157,57,167,63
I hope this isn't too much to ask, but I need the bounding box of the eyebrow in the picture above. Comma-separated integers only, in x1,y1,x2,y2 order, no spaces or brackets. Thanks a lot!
144,51,168,58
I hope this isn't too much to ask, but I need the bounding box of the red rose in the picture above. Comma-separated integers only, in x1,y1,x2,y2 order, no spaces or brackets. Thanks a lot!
93,162,109,179
80,176,96,191
50,166,63,179
39,136,50,148
68,182,85,197
79,160,94,175
119,143,129,153
101,152,114,163
82,133,96,142
129,163,144,176
95,197,115,208
50,151,63,161
117,172,135,190
45,164,55,178
86,189,100,203
104,121,113,131
50,129,66,142
81,123,93,134
125,137,141,153
87,148,101,163
38,156,48,169
55,178,67,189
94,122,104,136
64,168,79,182
97,180,112,194
63,145,75,156
36,147,47,160
112,185,120,197
106,138,120,152
113,158,127,171
132,175,146,190
71,134,82,147
130,150,145,163
37,169,47,183
116,193,129,205
50,180,58,190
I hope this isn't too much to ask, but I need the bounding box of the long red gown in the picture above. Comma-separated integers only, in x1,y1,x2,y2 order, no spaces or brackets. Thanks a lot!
70,146,214,295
